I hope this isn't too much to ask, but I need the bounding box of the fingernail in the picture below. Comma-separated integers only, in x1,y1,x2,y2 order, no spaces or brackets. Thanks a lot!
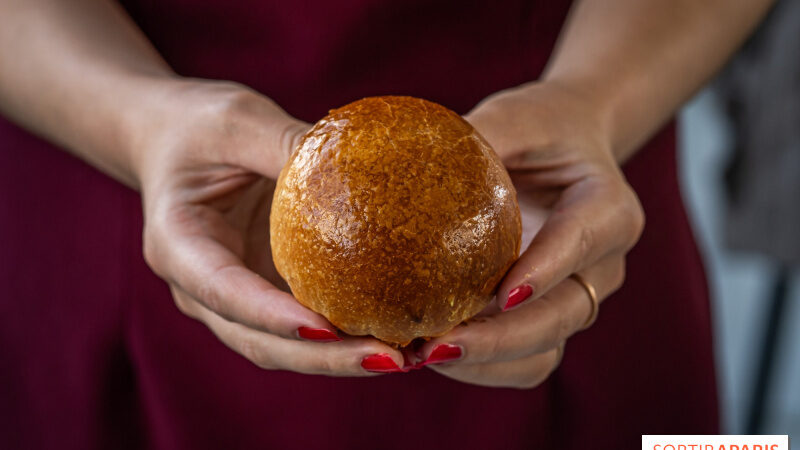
417,344,463,368
504,284,533,311
361,353,405,373
297,327,342,342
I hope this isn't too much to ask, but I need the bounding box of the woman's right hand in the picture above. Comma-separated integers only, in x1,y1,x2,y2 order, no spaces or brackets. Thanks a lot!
132,79,406,375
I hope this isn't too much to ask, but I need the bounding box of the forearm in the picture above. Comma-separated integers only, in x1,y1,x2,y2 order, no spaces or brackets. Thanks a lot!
0,0,175,188
542,0,774,161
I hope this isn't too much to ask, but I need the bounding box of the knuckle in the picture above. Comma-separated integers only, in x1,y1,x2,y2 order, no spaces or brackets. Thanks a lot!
310,356,335,375
629,203,646,243
554,303,572,343
480,317,507,363
196,267,229,318
249,301,278,335
601,180,646,253
540,295,567,346
552,344,566,371
209,85,259,132
239,336,275,370
213,81,254,108
573,219,595,272
620,188,646,248
296,351,340,376
142,237,159,274
142,227,167,278
172,293,195,318
141,205,182,280
611,259,627,293
549,313,569,348
578,224,594,258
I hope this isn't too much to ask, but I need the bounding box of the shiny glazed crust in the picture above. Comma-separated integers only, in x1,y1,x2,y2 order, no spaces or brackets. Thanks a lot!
270,96,521,346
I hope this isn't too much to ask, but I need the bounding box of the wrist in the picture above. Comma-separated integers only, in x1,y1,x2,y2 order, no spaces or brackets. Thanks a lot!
115,75,198,188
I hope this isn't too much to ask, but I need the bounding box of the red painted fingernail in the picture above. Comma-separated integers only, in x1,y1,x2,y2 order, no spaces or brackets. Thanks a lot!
361,353,405,373
504,284,533,311
417,344,463,368
297,327,342,342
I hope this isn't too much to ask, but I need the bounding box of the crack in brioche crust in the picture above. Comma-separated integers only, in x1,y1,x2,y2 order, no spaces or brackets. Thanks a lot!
270,96,521,346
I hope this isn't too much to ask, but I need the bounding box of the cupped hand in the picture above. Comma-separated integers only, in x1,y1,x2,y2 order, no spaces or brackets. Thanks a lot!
413,82,645,388
134,80,404,375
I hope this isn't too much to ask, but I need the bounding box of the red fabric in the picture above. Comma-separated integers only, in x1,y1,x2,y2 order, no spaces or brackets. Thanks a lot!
0,1,719,449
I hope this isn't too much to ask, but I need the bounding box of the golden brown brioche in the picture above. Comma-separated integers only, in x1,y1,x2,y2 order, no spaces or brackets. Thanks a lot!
270,96,521,346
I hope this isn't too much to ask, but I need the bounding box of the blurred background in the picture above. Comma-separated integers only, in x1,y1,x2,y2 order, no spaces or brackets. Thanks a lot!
678,0,799,437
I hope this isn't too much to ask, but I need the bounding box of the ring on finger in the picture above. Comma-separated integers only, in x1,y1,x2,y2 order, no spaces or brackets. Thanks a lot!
570,273,599,330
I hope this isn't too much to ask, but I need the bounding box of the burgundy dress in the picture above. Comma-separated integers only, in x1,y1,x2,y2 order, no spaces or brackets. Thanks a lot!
0,1,719,448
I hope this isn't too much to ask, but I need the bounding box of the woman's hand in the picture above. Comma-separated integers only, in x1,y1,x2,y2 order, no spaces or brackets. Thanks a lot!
0,0,769,385
135,79,405,375
412,82,645,388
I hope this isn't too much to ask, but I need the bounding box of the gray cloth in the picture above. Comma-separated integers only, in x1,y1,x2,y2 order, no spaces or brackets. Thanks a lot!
718,0,800,265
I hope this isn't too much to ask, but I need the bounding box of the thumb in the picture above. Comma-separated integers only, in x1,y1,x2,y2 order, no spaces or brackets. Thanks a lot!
258,117,310,179
463,107,532,170
221,92,311,179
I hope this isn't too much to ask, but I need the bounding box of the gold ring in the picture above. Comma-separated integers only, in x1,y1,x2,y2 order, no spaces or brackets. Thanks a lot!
570,273,599,330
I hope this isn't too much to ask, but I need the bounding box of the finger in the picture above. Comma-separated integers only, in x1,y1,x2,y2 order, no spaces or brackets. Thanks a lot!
223,110,309,179
498,175,642,310
175,288,405,376
418,256,623,365
426,344,563,389
146,225,337,340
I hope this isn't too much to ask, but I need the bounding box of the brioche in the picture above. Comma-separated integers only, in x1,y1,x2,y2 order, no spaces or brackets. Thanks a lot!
270,96,521,346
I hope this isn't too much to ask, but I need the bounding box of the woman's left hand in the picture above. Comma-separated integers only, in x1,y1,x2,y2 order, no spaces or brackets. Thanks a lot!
412,82,645,388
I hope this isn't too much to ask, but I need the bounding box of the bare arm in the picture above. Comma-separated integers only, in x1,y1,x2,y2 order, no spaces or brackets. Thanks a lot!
544,0,774,161
0,0,173,187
